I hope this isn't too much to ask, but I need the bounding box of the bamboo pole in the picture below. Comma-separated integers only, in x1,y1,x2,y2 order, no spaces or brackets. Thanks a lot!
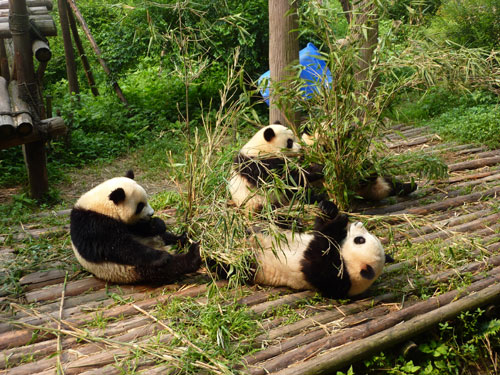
448,155,500,172
0,76,14,136
57,0,78,95
276,281,500,375
66,0,127,105
67,5,98,96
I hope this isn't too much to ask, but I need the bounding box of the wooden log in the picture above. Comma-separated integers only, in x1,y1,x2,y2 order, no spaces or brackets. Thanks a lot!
0,317,152,369
58,0,79,95
0,18,56,38
0,38,9,80
0,14,53,23
249,273,500,375
275,281,500,375
25,277,107,303
448,155,500,172
8,80,33,135
0,75,14,136
250,290,314,315
237,287,289,307
387,135,437,149
66,0,127,105
32,39,51,62
0,116,66,150
67,6,98,96
0,0,53,9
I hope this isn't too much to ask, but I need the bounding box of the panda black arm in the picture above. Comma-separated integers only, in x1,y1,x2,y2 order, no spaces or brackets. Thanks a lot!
235,154,286,186
71,208,172,266
128,217,167,237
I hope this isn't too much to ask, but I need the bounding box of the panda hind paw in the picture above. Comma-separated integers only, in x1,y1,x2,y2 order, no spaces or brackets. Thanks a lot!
318,200,339,219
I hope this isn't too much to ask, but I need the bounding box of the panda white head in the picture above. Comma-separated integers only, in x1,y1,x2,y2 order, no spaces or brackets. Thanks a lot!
75,171,154,224
241,124,301,158
341,221,385,296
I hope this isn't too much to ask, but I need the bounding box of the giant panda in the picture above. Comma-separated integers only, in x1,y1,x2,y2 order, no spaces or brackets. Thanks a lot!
301,127,417,202
212,200,389,298
70,170,201,284
228,123,324,213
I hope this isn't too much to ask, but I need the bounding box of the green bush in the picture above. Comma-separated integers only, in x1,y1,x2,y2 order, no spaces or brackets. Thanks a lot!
429,0,500,49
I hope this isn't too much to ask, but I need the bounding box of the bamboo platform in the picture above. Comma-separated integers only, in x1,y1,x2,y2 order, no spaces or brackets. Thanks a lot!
1,125,500,374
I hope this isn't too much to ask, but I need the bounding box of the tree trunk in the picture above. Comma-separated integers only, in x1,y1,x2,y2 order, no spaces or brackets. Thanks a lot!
268,0,299,127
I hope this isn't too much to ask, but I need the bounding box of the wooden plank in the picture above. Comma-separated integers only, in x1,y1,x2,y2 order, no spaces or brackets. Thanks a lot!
275,281,500,375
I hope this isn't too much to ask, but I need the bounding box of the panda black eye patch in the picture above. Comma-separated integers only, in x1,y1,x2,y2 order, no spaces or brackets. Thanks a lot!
354,236,365,245
287,139,293,148
135,202,145,215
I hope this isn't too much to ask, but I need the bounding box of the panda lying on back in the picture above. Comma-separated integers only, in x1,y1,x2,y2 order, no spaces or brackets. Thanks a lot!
229,123,324,213
70,171,201,284
212,200,389,298
251,200,389,298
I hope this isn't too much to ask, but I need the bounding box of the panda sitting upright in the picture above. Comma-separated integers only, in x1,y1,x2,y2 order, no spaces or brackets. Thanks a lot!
228,123,324,213
70,171,201,284
250,200,388,298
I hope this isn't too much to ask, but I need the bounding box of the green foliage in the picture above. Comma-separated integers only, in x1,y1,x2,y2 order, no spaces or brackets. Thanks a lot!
429,0,500,49
380,0,442,24
428,104,500,148
359,308,500,374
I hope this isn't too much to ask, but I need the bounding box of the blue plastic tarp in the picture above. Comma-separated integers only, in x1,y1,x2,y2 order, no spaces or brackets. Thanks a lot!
258,42,332,105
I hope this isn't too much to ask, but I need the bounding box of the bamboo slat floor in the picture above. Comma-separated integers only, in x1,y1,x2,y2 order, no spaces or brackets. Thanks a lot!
1,125,499,374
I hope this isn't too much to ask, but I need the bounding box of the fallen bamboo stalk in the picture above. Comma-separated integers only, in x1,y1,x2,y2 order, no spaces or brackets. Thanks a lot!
247,272,500,375
275,280,500,375
56,273,68,375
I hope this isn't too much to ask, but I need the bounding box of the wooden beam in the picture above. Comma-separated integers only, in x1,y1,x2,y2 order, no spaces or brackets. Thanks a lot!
0,18,56,38
0,116,66,150
0,0,53,10
0,76,14,137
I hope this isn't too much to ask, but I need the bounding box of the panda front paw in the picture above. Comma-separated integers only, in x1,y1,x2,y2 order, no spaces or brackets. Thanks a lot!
318,200,338,219
150,252,172,268
149,217,167,235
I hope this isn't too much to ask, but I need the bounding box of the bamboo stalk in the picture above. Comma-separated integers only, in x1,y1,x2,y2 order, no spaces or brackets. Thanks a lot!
56,273,68,375
65,0,127,105
275,281,500,375
57,0,78,95
250,290,314,315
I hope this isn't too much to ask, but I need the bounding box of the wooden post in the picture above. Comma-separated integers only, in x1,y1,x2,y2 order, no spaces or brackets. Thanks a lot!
268,0,299,127
66,0,127,105
57,0,79,95
67,6,98,96
0,38,9,80
9,0,48,199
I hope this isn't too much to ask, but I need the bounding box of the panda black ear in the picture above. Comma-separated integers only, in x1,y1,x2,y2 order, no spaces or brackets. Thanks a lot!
264,127,276,142
125,170,135,179
109,188,126,204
